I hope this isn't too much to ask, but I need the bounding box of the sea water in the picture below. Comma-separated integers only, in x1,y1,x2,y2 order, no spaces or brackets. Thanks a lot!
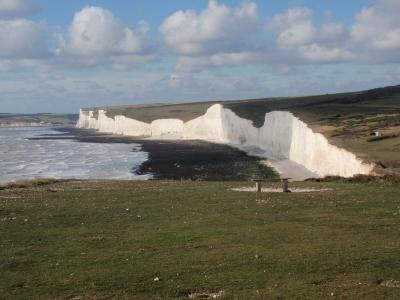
0,127,150,184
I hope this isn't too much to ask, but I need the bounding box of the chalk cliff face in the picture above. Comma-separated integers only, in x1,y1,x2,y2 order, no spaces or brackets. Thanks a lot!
77,104,374,178
151,119,184,137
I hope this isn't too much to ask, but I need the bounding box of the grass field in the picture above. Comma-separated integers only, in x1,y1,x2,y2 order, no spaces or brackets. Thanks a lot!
1,179,400,299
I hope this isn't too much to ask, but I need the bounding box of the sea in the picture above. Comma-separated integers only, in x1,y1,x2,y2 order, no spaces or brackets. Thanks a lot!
0,127,150,184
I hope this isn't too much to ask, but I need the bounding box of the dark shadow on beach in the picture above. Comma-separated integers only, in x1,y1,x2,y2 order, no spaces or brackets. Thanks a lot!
53,127,278,181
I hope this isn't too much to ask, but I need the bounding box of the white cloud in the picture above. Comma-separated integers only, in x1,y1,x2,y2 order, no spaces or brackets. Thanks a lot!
277,20,315,48
174,50,274,73
160,0,259,56
0,0,36,17
266,1,400,63
0,5,158,72
297,44,352,63
319,23,346,43
0,18,48,58
268,7,312,31
267,7,352,63
57,6,156,67
162,3,358,74
111,54,158,70
160,0,260,72
268,8,316,48
351,0,400,50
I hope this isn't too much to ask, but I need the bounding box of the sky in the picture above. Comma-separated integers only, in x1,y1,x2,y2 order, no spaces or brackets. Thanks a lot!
0,0,399,113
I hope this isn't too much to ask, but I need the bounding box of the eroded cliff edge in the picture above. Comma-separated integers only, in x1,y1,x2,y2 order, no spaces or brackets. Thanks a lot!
76,104,374,179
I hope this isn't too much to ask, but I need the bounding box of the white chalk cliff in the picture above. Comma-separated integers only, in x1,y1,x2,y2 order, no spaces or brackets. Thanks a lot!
77,104,374,179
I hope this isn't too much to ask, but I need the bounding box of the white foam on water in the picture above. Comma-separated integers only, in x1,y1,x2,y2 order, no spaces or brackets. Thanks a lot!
0,127,150,184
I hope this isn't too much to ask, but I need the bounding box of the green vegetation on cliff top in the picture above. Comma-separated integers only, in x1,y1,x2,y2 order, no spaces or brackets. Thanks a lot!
0,113,78,126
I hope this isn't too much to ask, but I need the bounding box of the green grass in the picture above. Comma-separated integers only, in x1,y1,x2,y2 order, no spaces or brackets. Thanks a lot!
1,179,400,299
36,114,78,125
0,113,78,125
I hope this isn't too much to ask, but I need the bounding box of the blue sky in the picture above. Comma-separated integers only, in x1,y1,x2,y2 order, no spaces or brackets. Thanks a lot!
33,1,375,26
0,0,399,113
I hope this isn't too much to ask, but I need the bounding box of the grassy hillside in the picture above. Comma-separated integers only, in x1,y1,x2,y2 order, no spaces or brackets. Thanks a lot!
87,86,399,126
1,179,400,299
84,85,400,174
0,113,78,126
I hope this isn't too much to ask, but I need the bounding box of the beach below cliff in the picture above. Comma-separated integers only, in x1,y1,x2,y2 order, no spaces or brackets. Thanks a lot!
58,127,278,181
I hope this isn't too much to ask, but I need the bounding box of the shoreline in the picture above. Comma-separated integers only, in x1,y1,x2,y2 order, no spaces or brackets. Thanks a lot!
0,124,50,128
57,127,278,181
0,126,148,184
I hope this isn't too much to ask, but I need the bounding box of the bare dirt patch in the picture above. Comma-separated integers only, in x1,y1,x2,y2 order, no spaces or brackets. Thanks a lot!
231,187,331,193
379,280,400,288
188,290,225,299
